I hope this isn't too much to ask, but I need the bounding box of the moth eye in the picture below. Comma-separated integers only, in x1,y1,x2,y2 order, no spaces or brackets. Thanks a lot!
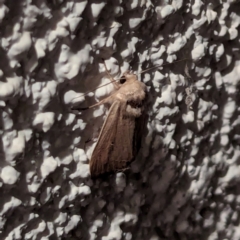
119,77,126,84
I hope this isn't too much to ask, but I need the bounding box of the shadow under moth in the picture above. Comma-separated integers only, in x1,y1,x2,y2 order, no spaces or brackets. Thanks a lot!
73,62,147,178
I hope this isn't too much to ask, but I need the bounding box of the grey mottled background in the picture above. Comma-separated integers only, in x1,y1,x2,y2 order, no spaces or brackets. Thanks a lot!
0,0,240,239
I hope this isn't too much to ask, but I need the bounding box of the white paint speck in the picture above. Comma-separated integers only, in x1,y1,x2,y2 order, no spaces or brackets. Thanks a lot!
1,166,20,184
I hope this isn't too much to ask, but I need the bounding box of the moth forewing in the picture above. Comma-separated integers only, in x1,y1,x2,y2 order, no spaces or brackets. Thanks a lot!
85,71,147,177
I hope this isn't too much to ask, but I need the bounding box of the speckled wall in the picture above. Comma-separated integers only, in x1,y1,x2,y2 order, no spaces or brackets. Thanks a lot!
1,0,240,239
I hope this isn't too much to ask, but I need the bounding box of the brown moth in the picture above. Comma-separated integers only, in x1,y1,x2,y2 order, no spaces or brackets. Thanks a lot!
73,63,147,177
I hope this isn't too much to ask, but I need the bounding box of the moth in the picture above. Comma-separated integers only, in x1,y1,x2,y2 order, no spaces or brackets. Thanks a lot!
185,85,197,110
183,62,197,110
73,62,147,177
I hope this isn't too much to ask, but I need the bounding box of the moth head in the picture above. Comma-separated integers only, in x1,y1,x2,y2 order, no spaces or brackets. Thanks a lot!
122,71,138,82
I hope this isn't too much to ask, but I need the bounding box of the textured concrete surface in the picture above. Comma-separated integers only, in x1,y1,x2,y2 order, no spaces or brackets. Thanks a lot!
0,0,240,239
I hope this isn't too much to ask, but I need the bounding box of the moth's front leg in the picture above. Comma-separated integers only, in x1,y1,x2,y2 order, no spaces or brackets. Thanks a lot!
71,94,114,111
102,60,120,90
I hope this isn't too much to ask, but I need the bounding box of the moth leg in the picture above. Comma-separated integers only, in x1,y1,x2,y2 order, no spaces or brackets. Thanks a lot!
103,60,120,89
72,95,114,111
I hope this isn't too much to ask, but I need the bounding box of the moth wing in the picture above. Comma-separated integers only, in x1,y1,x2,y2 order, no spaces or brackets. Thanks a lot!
90,100,135,177
90,100,121,177
108,105,135,171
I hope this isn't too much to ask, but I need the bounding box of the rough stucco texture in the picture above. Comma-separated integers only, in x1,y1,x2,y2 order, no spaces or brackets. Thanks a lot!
1,0,240,239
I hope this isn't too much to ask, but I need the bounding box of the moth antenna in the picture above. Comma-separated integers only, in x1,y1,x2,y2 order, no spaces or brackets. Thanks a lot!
139,58,190,74
72,94,112,111
71,58,190,101
102,59,120,89
102,59,115,82
70,76,126,101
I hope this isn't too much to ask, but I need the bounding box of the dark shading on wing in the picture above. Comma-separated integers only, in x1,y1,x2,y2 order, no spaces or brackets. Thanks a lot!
132,108,147,157
90,100,137,177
